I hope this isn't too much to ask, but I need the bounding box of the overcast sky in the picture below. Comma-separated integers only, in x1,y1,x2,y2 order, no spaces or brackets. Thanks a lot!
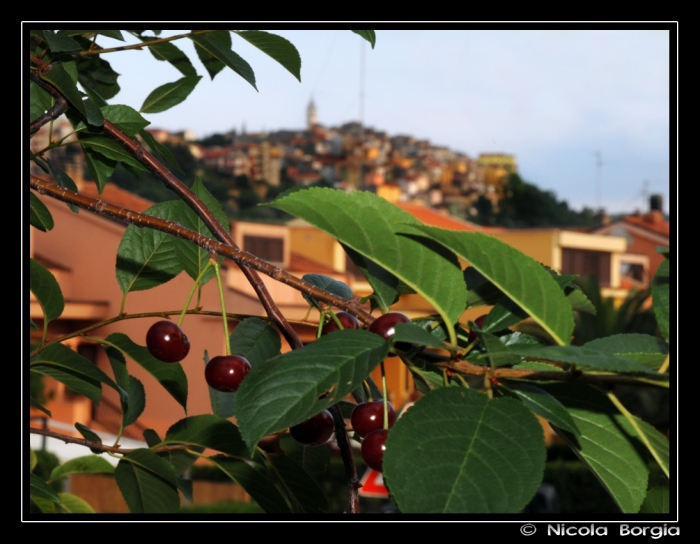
99,29,673,215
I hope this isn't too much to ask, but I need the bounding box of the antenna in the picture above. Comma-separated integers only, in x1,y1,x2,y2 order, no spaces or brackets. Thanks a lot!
594,151,602,208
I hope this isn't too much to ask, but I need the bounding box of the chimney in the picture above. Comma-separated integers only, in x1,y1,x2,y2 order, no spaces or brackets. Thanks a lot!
650,194,663,212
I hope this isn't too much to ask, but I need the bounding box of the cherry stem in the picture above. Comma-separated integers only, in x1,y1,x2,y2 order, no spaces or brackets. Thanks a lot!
212,261,231,356
315,313,324,340
178,261,213,327
328,309,344,330
380,361,389,429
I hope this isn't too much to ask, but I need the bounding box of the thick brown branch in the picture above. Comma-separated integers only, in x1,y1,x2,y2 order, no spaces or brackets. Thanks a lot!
29,427,191,455
30,176,374,324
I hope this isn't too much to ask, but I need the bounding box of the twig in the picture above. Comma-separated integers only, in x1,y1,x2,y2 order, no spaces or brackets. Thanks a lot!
29,427,191,455
329,405,361,513
29,95,68,135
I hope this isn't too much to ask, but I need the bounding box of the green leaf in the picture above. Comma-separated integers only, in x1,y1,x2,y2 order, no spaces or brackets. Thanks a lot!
541,383,650,513
567,288,597,315
82,146,116,194
651,260,670,342
189,34,256,89
301,274,354,310
30,81,53,123
236,329,389,449
632,416,669,478
233,30,301,81
170,177,228,284
190,31,232,80
140,75,202,114
469,329,521,367
392,322,458,350
267,189,466,339
278,435,331,475
115,200,185,293
31,342,125,399
464,267,504,309
268,454,328,513
143,429,200,476
30,496,57,513
76,55,120,104
39,63,88,119
482,298,529,334
404,226,575,346
29,258,63,326
506,382,581,437
147,40,198,77
138,128,181,171
352,30,376,48
50,455,115,481
46,158,79,212
30,449,38,472
106,333,188,411
208,455,291,513
57,492,95,513
584,334,669,370
30,192,54,232
59,29,125,41
82,97,105,127
30,473,61,503
159,415,250,457
639,471,669,514
344,244,400,312
497,345,660,375
114,449,180,513
123,375,146,427
78,136,147,172
100,105,150,136
207,319,282,419
384,387,546,513
42,30,82,52
75,422,102,447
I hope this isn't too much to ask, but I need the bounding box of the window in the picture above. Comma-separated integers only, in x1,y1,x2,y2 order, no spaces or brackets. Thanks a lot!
243,235,284,263
561,248,611,286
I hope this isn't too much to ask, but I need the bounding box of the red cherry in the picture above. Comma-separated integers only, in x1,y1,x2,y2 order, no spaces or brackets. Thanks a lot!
468,314,488,343
205,355,251,392
290,410,335,446
351,400,396,438
369,312,412,352
361,428,390,472
146,320,190,363
322,311,360,335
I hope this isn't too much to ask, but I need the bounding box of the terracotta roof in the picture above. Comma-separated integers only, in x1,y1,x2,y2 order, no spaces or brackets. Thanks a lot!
396,202,504,233
77,180,153,213
289,252,341,275
623,211,670,237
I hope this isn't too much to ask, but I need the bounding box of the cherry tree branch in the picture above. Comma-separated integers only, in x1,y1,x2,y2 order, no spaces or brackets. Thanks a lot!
29,95,68,135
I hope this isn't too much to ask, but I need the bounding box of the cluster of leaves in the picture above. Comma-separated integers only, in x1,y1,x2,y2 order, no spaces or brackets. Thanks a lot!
29,30,670,515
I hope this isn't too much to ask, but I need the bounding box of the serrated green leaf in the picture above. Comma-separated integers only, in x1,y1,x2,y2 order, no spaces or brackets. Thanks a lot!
59,30,125,41
652,260,670,342
170,177,228,284
482,297,529,333
138,128,181,171
384,387,546,513
83,146,116,194
159,415,249,457
76,55,120,104
190,31,232,80
236,329,389,449
140,75,202,114
208,455,291,513
189,34,256,88
30,473,61,503
105,333,188,411
351,30,376,48
46,158,79,212
30,80,53,123
42,30,82,52
56,492,95,513
632,416,669,478
147,39,198,77
114,449,180,513
584,334,669,370
115,200,185,293
464,266,505,309
144,429,200,476
268,454,328,513
278,435,331,475
266,189,466,340
392,322,458,350
233,30,301,81
470,329,521,367
301,274,354,310
404,226,574,346
29,257,65,326
123,375,145,427
50,455,115,481
31,343,124,399
344,244,400,312
75,422,102,446
541,383,650,513
100,105,150,136
177,476,194,502
639,471,669,513
498,345,660,375
82,97,105,127
78,136,147,171
30,192,54,232
567,288,597,315
39,62,87,118
506,382,580,436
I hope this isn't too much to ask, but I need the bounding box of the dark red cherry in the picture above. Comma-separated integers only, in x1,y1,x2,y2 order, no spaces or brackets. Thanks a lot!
290,410,335,446
468,314,488,344
205,355,251,392
322,311,360,335
369,312,412,352
146,320,190,363
361,428,390,472
351,400,396,438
